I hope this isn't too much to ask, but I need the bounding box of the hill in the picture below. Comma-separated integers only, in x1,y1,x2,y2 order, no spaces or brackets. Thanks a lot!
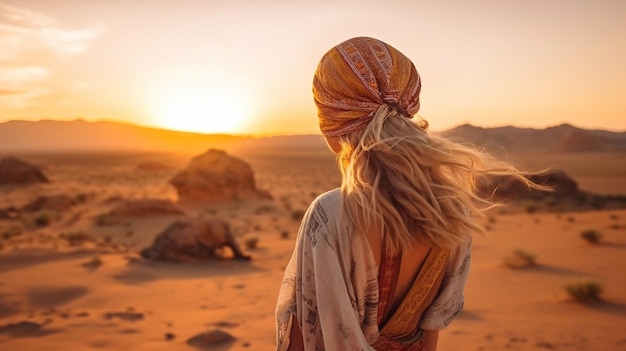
440,123,626,154
0,119,245,153
0,119,624,154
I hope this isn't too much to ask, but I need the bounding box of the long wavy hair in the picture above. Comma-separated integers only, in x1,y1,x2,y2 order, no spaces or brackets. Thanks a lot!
336,104,547,252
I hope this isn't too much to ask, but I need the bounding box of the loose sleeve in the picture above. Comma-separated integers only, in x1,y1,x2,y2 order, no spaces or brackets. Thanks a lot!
419,235,472,330
276,197,376,351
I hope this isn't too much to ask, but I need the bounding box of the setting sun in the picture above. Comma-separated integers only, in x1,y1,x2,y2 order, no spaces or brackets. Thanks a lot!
148,75,250,135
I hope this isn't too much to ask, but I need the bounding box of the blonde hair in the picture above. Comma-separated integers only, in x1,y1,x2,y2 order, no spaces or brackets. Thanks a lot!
336,104,546,252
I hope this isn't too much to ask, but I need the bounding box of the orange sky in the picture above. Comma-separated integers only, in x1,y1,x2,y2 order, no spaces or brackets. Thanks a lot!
1,0,625,135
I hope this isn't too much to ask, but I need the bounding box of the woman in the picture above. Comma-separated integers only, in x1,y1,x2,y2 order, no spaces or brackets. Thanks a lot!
275,37,539,351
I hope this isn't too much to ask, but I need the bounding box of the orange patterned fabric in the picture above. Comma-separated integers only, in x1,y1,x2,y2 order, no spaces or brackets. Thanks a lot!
372,247,450,350
313,37,422,137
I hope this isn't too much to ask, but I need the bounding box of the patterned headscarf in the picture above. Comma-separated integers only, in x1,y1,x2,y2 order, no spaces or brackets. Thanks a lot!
313,37,422,138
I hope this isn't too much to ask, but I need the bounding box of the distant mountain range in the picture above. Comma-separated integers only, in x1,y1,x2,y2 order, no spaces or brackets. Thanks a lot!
440,123,626,153
0,119,624,154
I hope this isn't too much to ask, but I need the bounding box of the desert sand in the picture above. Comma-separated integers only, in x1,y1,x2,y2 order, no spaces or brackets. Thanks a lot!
0,144,625,351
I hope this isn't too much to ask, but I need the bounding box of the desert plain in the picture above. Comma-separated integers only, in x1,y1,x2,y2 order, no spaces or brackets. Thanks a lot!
0,121,625,351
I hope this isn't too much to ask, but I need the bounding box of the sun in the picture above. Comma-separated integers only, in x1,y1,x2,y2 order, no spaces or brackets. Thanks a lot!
150,77,250,134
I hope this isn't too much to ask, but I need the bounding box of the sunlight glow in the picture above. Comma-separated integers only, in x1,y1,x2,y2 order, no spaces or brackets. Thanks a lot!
150,76,250,135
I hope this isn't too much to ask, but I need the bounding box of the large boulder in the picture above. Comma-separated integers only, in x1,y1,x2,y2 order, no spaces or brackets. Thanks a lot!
170,149,271,204
0,157,48,185
478,169,581,201
140,217,250,261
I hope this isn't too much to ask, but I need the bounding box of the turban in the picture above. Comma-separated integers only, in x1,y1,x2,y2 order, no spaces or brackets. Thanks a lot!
313,37,422,138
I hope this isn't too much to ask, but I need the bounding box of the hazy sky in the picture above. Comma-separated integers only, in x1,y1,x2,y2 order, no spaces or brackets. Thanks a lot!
1,0,625,135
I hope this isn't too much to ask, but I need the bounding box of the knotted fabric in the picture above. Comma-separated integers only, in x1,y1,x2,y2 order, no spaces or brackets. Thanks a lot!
313,37,422,138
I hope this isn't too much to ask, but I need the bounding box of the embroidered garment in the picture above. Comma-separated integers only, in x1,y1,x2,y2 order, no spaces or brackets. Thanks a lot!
312,37,422,138
275,189,472,350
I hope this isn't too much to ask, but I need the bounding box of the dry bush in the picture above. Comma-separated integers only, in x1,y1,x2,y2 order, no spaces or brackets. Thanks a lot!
565,280,603,303
280,230,290,239
61,231,93,246
291,209,306,221
525,205,538,214
245,237,259,250
1,224,23,239
0,239,4,251
504,249,537,269
254,205,274,214
32,210,56,227
82,255,103,268
580,229,602,244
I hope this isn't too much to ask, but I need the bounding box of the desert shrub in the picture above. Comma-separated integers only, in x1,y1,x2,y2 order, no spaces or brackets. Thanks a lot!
61,231,93,246
254,205,274,214
94,214,117,226
609,213,619,220
1,224,23,239
487,216,497,224
245,237,259,250
291,209,306,221
504,249,537,269
0,239,4,251
525,205,538,214
76,193,90,203
567,216,575,223
33,211,55,227
280,230,290,239
565,280,603,303
610,224,621,230
82,255,103,268
253,224,262,231
580,229,602,244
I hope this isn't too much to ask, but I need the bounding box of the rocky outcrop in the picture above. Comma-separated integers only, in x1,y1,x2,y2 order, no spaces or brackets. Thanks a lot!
140,217,250,261
478,169,581,201
0,157,48,185
170,149,271,204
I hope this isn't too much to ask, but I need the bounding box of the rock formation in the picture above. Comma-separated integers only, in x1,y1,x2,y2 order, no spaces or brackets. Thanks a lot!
140,217,250,261
0,157,48,185
169,149,271,204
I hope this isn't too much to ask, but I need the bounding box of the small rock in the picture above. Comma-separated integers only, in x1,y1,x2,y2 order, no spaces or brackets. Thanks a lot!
103,311,144,322
187,329,235,347
536,341,556,349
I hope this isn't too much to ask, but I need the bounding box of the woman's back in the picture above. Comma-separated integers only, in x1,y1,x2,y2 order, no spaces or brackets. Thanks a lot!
366,229,432,313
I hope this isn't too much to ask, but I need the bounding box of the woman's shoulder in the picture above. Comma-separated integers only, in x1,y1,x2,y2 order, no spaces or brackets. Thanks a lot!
303,188,341,230
311,188,341,211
